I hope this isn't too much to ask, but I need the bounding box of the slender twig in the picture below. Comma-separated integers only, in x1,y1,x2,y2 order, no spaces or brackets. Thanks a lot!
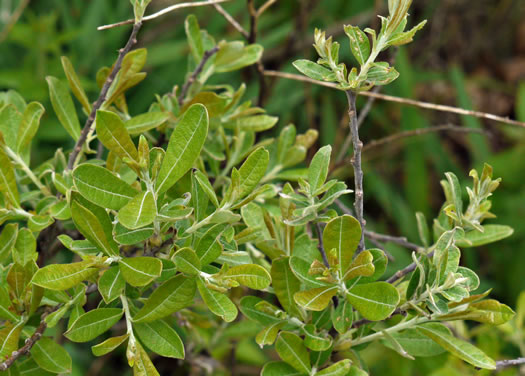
0,0,30,43
246,0,268,106
263,70,525,128
213,3,249,38
495,357,525,370
67,22,142,171
256,0,277,17
0,306,60,371
315,222,330,267
178,46,220,107
386,250,436,284
98,0,232,30
345,90,366,253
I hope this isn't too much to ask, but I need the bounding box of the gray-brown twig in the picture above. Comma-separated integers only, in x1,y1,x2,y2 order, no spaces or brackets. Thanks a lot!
263,70,525,129
178,46,220,107
345,90,366,253
213,3,249,38
67,21,143,170
495,357,525,370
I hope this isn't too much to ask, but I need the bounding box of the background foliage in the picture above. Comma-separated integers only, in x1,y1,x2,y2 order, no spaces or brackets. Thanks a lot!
1,0,524,375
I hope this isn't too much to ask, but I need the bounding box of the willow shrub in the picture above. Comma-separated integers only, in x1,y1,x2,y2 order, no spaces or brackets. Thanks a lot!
0,0,516,375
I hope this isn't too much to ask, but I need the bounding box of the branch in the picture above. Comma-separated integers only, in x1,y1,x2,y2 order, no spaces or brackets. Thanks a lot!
0,306,60,371
213,4,249,38
314,222,330,267
67,21,143,171
98,0,232,30
385,250,435,284
262,70,525,129
345,90,366,253
495,357,525,370
178,46,220,107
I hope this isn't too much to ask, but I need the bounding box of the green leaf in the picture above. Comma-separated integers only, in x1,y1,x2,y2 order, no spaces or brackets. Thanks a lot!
119,257,162,287
215,42,263,72
344,25,371,65
316,360,352,376
113,223,154,245
92,334,129,357
293,60,336,82
456,225,514,247
173,247,201,275
332,300,353,334
65,308,123,342
256,321,286,348
0,223,18,263
441,299,515,325
71,200,119,256
156,104,209,194
261,361,303,376
343,250,375,281
133,275,196,323
132,340,160,376
417,324,496,369
13,228,36,266
385,323,448,357
134,319,184,359
96,110,138,164
238,147,269,199
0,105,22,151
229,115,278,132
16,102,45,153
345,281,399,321
185,15,203,62
32,337,72,374
195,223,227,266
223,264,271,290
323,215,361,275
275,332,311,374
445,172,463,217
46,76,81,141
271,257,301,317
73,164,137,210
294,286,338,311
239,296,282,326
302,324,332,351
366,62,399,86
32,261,98,290
0,287,18,322
0,146,19,207
98,266,126,304
125,112,170,135
193,169,219,207
61,56,91,114
117,191,157,230
0,322,23,359
308,145,331,195
197,279,238,322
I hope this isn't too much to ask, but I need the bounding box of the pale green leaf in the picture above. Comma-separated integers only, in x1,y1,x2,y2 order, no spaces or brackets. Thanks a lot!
294,286,337,311
323,215,361,275
239,296,282,326
13,228,36,266
456,225,514,247
185,15,203,61
0,321,23,359
134,319,184,359
197,279,238,322
96,110,138,163
0,146,19,207
261,361,303,376
223,264,271,290
215,43,263,72
195,223,227,265
155,104,209,194
133,275,196,323
256,321,286,348
275,331,311,374
238,147,269,199
271,257,301,317
384,323,449,357
0,223,18,263
32,337,72,374
16,102,45,153
308,145,331,195
92,334,129,357
193,169,219,207
118,190,157,230
173,247,201,275
119,257,162,287
345,281,399,321
125,112,170,135
302,324,331,351
98,266,126,304
65,308,123,342
293,60,336,82
344,25,370,65
343,250,375,281
31,261,98,290
46,76,81,140
133,340,160,376
61,56,92,114
114,223,154,245
316,359,352,376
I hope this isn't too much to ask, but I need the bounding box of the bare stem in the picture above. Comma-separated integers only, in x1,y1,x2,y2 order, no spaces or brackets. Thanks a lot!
314,222,330,267
495,357,525,370
213,3,249,38
263,70,525,129
345,90,365,253
67,21,142,171
178,46,220,107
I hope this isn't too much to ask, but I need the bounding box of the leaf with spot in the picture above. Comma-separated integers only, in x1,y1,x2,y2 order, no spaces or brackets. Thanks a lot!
332,300,353,334
344,25,370,66
73,164,137,210
133,275,196,323
119,257,162,287
275,332,311,374
155,104,208,194
65,308,123,343
118,191,157,230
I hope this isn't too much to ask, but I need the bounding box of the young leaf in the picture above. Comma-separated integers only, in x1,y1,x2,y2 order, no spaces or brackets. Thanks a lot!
173,247,201,276
155,104,209,194
456,225,514,247
294,286,338,311
65,308,123,342
32,336,72,374
238,147,269,199
256,321,286,348
125,112,170,135
417,324,496,369
275,332,311,374
345,282,399,321
316,359,352,376
96,110,138,164
308,145,331,195
98,266,126,304
133,275,196,323
119,257,162,287
302,324,332,351
31,261,98,290
223,264,272,290
46,76,81,141
343,249,375,281
293,60,336,82
61,56,91,114
271,257,301,317
117,190,157,230
72,164,137,210
197,279,238,322
323,215,361,275
92,334,129,357
344,25,371,65
134,319,185,359
71,200,119,256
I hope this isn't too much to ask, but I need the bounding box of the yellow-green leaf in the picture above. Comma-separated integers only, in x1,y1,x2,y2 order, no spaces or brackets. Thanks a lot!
119,257,162,287
323,215,361,275
345,281,399,321
118,191,157,230
65,308,123,342
31,261,98,291
223,264,271,290
96,110,138,164
46,76,81,140
294,286,338,311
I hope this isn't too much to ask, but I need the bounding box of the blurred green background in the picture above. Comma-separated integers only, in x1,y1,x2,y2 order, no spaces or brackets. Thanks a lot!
1,0,524,374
